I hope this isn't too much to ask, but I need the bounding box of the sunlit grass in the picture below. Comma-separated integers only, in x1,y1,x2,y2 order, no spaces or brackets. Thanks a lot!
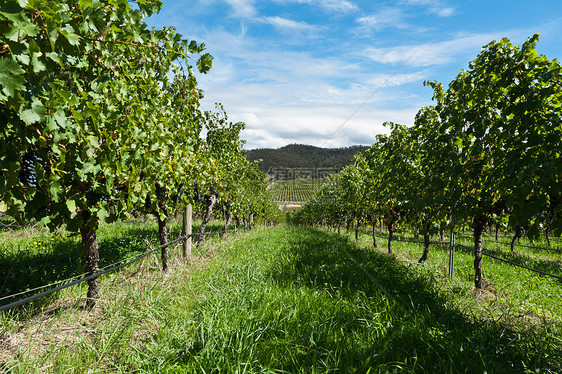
0,214,219,312
362,227,562,325
1,223,560,373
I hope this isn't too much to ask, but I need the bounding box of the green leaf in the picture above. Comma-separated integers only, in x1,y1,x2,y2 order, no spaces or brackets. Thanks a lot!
15,53,30,66
49,179,63,202
52,110,68,130
46,52,63,66
0,58,25,98
77,162,102,181
197,53,213,74
97,206,109,221
66,199,77,213
37,215,51,226
59,24,80,46
19,98,45,125
31,56,46,72
71,109,83,121
1,12,39,40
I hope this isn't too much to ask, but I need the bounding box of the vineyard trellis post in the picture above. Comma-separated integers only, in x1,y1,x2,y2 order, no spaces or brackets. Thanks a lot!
183,205,193,264
449,224,455,280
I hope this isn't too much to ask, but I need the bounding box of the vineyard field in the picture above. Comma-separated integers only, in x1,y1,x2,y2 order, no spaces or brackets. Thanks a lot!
269,179,325,203
2,224,560,372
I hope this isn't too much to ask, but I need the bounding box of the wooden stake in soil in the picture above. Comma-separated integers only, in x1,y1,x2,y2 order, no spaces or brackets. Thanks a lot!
183,204,192,264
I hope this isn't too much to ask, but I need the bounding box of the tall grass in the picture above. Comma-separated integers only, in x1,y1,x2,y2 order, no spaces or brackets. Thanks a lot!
1,223,561,373
369,228,562,325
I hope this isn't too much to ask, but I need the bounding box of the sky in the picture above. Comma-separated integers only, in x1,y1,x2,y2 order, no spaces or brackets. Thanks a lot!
146,0,562,149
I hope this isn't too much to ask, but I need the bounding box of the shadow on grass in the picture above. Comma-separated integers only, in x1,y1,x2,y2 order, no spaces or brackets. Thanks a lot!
376,230,561,280
0,218,232,312
482,247,562,279
264,227,560,373
0,219,201,311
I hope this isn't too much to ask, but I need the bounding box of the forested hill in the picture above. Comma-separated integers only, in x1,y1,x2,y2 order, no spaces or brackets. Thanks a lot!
246,144,369,174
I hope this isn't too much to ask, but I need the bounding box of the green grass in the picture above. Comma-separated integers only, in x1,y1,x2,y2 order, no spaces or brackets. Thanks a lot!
372,228,562,323
1,224,561,373
0,215,223,312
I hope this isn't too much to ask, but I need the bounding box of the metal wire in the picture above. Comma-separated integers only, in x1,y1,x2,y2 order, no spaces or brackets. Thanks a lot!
454,234,562,253
0,230,234,312
0,273,86,302
371,232,562,281
454,243,562,281
493,240,561,253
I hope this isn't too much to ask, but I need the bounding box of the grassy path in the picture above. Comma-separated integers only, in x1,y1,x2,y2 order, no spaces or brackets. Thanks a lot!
2,225,560,373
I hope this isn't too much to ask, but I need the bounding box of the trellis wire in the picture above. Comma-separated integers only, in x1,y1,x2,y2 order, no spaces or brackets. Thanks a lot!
371,232,562,281
0,230,236,312
491,240,562,253
454,233,562,253
454,243,562,281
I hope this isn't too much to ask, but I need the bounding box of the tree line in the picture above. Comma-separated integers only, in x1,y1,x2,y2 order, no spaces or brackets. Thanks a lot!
246,144,369,175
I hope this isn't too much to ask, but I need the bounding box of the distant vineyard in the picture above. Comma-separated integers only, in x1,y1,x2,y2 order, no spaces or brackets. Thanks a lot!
269,179,325,203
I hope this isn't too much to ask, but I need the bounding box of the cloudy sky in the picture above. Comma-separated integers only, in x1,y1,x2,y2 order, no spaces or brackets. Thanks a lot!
146,0,562,149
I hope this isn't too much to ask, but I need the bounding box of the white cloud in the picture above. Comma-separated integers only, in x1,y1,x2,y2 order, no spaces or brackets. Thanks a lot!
272,0,358,13
200,38,362,86
146,0,562,151
234,104,420,149
354,5,441,37
356,7,408,34
197,68,427,149
402,0,456,17
189,25,431,149
363,71,428,87
263,16,318,31
353,2,454,36
362,33,511,67
311,0,358,12
224,0,257,17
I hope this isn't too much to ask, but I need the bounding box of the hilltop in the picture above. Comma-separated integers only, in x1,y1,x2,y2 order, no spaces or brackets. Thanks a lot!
246,144,369,175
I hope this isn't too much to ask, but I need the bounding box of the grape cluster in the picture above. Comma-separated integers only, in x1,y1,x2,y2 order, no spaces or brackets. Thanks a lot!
171,183,185,203
194,182,200,203
86,188,118,204
19,151,42,187
202,187,220,203
99,195,119,203
156,183,164,200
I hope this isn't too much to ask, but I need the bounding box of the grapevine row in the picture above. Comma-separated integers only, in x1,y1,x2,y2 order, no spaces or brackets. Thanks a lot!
294,34,562,289
270,181,321,203
0,0,281,308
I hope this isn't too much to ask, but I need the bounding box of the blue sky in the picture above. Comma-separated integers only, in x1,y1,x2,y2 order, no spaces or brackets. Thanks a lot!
147,0,562,149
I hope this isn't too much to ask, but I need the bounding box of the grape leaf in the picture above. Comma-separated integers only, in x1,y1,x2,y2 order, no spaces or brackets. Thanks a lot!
20,99,45,125
0,58,25,98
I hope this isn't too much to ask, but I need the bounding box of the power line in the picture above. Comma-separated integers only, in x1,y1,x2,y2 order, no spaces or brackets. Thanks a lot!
319,51,417,148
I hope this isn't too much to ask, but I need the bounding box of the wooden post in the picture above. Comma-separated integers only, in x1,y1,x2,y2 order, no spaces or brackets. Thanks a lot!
183,204,192,264
448,215,455,280
448,231,455,279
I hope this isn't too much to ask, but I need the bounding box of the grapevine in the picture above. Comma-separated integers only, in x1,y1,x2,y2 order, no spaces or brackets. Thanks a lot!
295,34,562,289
